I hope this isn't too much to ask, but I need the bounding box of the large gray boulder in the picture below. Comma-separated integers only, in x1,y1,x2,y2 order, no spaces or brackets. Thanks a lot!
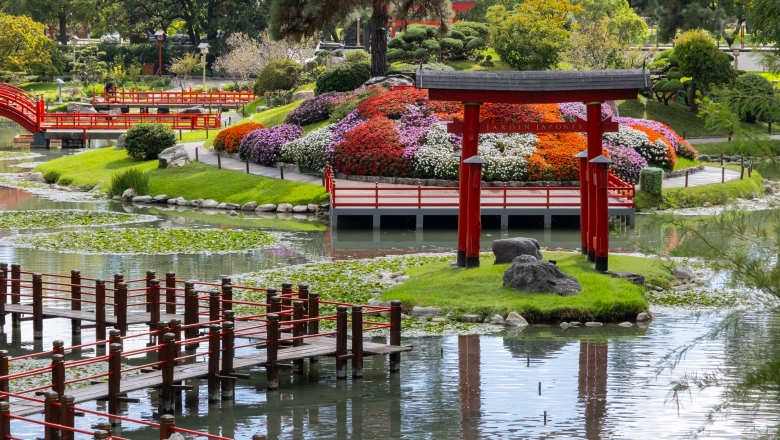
178,107,208,114
672,266,694,280
492,238,542,264
114,134,125,150
158,145,191,168
67,102,96,113
363,75,415,89
503,255,581,296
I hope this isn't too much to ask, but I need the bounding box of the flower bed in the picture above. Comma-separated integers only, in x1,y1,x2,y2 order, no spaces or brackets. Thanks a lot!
213,122,265,153
238,124,303,165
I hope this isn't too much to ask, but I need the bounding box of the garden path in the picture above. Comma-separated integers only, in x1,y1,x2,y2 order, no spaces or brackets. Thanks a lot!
688,134,780,144
664,166,741,188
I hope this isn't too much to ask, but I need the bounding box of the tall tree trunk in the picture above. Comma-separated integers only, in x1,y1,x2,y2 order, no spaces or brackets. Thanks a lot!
59,13,67,45
370,6,389,77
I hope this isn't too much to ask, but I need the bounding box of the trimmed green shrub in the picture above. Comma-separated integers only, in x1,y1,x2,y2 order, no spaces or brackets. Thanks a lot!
108,168,150,197
124,123,176,160
732,72,776,123
639,167,664,196
452,21,490,40
345,50,370,64
43,170,60,184
314,62,371,95
253,59,302,95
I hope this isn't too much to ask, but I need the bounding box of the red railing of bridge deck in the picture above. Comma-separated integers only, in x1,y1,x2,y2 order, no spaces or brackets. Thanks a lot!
93,88,255,106
40,112,221,130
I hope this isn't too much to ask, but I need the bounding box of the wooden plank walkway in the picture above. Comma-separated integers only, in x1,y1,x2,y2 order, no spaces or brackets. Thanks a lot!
8,338,412,417
5,304,181,325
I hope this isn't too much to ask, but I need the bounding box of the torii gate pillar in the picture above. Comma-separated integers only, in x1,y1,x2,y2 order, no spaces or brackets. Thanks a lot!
457,103,482,268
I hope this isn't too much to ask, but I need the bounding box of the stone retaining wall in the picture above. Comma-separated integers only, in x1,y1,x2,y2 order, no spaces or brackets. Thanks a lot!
664,164,705,179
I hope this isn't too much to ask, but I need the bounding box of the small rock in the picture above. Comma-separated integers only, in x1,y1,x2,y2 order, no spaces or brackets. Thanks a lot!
431,317,446,323
224,203,240,210
703,202,712,207
255,106,269,113
121,188,136,200
228,210,239,217
307,203,319,212
292,205,308,213
216,203,227,209
396,276,410,282
503,255,581,296
672,265,695,280
190,198,203,207
489,314,504,325
612,272,645,286
401,314,411,320
653,286,663,292
175,197,188,206
320,203,330,210
112,195,121,201
560,322,570,328
636,312,653,321
585,322,603,327
115,134,125,150
276,203,293,213
153,194,169,203
569,321,581,326
390,271,404,279
131,195,152,203
460,314,481,323
618,322,633,327
504,311,528,327
200,199,219,209
256,204,277,212
241,201,258,211
166,157,192,168
167,198,177,205
25,172,45,182
411,306,441,318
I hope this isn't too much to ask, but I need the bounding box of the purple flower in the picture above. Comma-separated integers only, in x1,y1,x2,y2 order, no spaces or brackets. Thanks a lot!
558,102,614,122
285,92,342,126
398,105,441,158
604,144,647,184
239,124,303,165
326,110,364,154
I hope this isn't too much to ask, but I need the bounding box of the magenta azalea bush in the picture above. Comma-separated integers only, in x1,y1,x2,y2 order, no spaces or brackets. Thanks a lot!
239,124,303,165
285,92,342,126
604,144,648,183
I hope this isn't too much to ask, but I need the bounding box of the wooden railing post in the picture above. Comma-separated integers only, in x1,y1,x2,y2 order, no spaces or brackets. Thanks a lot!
389,300,402,372
159,414,175,440
10,265,19,323
184,281,199,347
352,305,363,378
165,272,176,315
109,329,121,347
298,284,309,317
145,270,156,313
70,270,81,334
292,301,304,374
281,282,292,325
0,351,8,402
60,394,75,440
32,273,43,339
51,354,65,398
44,391,59,440
221,283,233,312
307,292,319,336
53,340,65,356
208,324,221,402
149,279,160,327
93,429,109,439
209,288,220,322
156,321,168,368
270,296,281,315
169,319,182,359
0,263,6,327
115,282,128,337
160,333,175,413
266,287,277,314
266,314,279,390
108,343,122,423
95,280,106,344
336,305,348,379
220,321,235,400
0,402,9,440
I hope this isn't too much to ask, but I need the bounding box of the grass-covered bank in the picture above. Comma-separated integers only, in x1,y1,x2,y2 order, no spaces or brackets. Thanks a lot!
34,148,328,205
378,253,667,323
635,171,764,210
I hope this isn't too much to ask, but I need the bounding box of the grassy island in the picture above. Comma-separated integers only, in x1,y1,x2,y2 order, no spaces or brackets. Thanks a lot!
379,252,673,323
635,170,764,210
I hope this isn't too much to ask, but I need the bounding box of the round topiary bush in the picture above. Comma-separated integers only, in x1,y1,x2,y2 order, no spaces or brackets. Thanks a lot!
124,123,176,160
733,72,776,123
345,50,370,64
212,122,265,154
314,62,371,95
253,59,301,95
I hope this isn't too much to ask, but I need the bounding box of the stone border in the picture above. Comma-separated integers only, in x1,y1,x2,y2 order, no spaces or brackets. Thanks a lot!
664,164,705,179
333,172,579,187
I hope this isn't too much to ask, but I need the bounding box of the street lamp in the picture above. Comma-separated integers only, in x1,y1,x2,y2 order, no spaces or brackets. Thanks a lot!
733,48,740,70
55,78,65,104
154,31,166,75
70,35,79,66
198,42,209,90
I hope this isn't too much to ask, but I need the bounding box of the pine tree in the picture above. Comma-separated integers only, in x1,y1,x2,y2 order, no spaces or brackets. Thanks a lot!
268,0,452,77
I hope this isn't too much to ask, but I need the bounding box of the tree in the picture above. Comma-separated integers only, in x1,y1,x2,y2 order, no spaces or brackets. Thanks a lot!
72,45,107,88
748,0,780,51
486,0,579,71
386,23,486,64
0,13,57,74
567,0,646,70
168,52,201,88
268,0,452,77
1,0,99,45
213,32,267,88
652,78,684,105
652,0,743,45
672,30,735,112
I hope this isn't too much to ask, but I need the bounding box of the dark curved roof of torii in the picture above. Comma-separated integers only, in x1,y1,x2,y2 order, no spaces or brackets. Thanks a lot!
417,69,651,104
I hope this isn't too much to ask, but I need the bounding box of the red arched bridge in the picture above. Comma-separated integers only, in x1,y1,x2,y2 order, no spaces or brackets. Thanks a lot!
0,83,221,135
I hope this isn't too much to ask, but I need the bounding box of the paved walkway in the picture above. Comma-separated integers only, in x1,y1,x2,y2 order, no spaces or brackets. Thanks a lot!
688,134,780,144
664,166,741,188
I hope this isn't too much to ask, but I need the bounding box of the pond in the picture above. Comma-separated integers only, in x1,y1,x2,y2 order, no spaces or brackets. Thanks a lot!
1,125,780,438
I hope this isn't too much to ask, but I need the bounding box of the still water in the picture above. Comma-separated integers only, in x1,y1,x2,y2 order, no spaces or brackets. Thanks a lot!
1,124,779,438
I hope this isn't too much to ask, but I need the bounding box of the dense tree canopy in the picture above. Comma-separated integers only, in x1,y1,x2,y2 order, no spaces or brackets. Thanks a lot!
673,30,736,111
747,0,780,51
0,13,57,74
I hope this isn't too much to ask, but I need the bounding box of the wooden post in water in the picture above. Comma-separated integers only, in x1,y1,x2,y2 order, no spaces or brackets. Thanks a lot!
44,391,59,440
51,354,65,399
70,270,81,334
292,301,304,374
336,306,348,379
165,272,176,315
59,394,75,440
266,314,279,390
108,343,122,423
145,270,156,313
389,300,402,372
269,295,281,315
352,305,363,378
298,284,309,316
281,282,292,324
170,319,182,358
220,321,235,400
156,322,169,368
0,351,8,402
0,402,9,440
159,414,174,440
221,281,232,312
184,281,199,348
149,280,160,327
266,288,277,314
209,288,220,322
307,292,319,336
160,333,176,413
0,264,6,328
115,283,128,337
208,324,221,402
10,264,19,328
95,280,106,344
32,273,43,339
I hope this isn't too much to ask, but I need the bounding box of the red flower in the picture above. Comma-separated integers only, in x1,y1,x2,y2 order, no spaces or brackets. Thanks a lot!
333,117,411,177
213,123,266,153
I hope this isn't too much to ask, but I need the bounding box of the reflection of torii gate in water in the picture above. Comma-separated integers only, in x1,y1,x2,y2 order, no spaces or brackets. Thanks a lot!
418,70,650,271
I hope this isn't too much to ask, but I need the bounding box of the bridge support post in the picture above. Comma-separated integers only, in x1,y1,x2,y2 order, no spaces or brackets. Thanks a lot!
10,264,20,328
0,264,6,328
389,300,402,372
293,301,305,374
95,280,106,344
165,272,176,315
266,314,279,390
108,343,122,424
32,273,43,339
457,103,482,267
70,270,81,334
500,214,508,231
31,132,49,148
220,321,235,400
207,325,221,402
308,292,320,364
44,391,59,440
415,215,423,232
335,306,348,379
160,333,176,413
0,351,7,402
352,306,363,378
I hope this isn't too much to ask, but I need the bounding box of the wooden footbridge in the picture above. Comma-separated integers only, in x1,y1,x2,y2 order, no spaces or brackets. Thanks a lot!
0,264,407,439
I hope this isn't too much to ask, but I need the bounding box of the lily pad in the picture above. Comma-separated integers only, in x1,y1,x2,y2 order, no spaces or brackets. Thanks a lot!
9,358,139,394
0,210,157,229
7,228,277,254
0,151,42,161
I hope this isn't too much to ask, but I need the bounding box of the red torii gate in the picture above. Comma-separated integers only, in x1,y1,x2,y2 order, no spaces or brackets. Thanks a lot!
417,69,650,272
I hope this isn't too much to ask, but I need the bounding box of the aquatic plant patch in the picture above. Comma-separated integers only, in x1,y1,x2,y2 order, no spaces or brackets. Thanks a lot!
0,151,42,161
8,228,276,254
0,210,157,229
9,358,139,394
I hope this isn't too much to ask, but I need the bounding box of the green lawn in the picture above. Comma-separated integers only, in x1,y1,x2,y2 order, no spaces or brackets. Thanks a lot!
694,139,780,157
255,101,302,127
379,252,662,323
674,157,701,171
448,48,514,71
34,148,328,205
635,170,764,210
